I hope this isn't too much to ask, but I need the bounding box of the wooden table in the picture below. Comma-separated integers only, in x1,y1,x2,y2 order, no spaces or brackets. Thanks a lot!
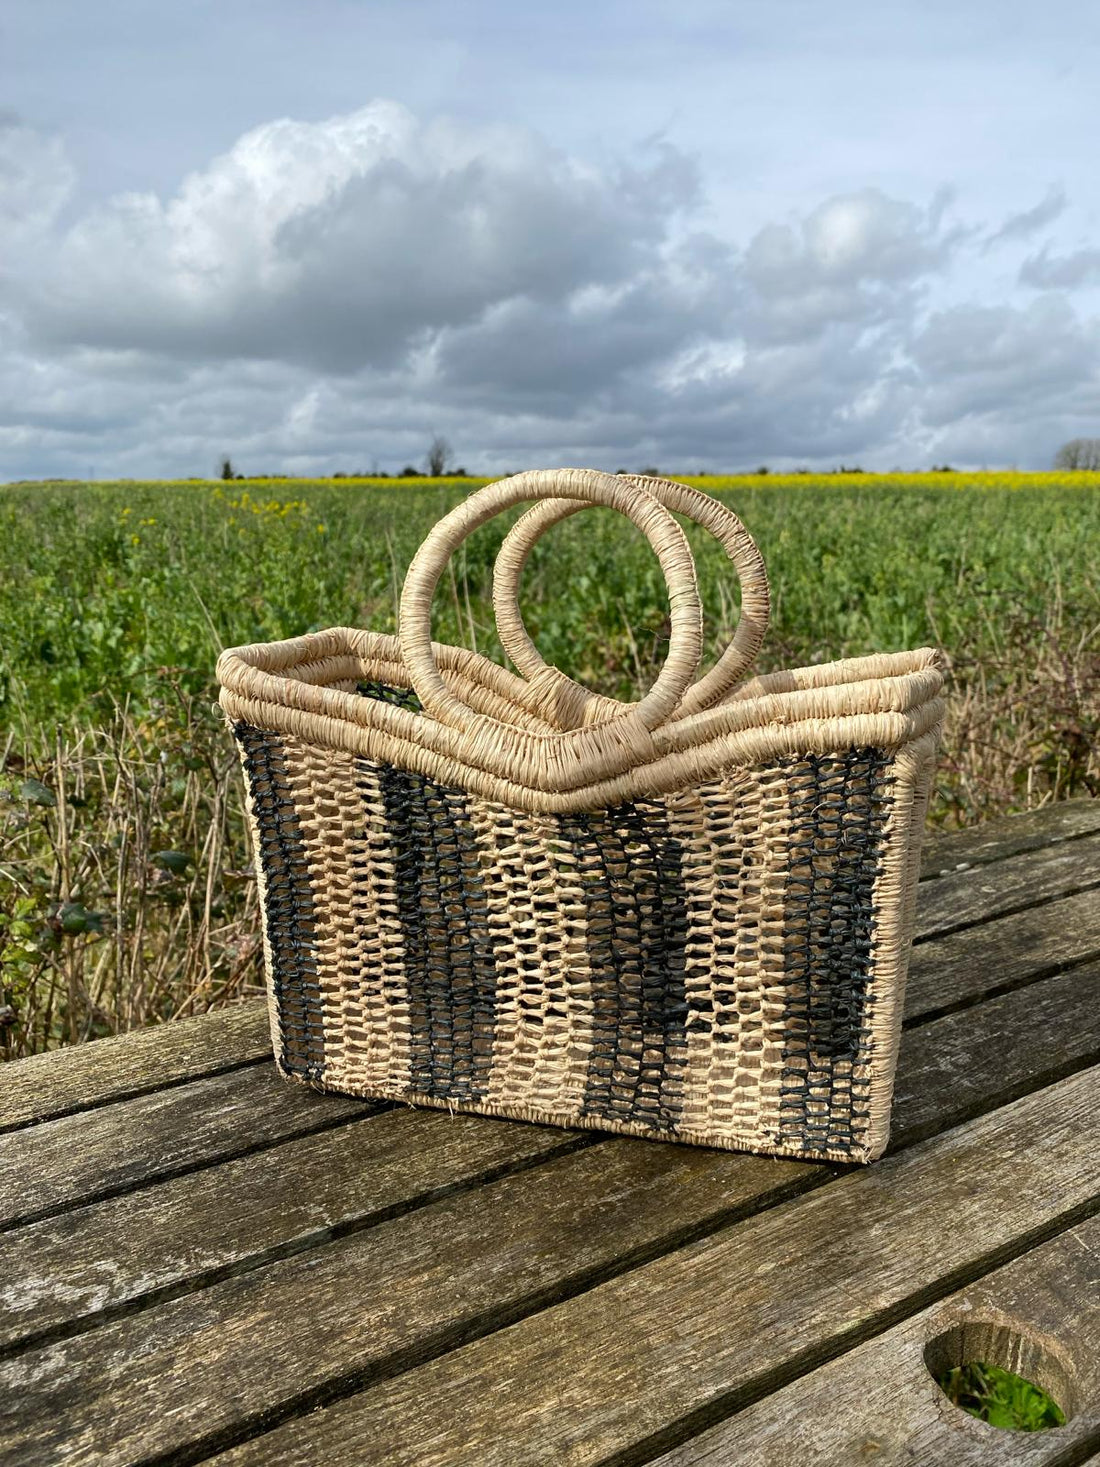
2,800,1099,1466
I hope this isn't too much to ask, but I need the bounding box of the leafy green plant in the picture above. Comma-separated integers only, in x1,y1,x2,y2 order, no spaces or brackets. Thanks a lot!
1,474,1098,1052
938,1361,1066,1431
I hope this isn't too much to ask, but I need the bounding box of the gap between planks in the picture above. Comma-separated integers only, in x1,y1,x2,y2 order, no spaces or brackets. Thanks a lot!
1,951,1097,1362
5,1064,1090,1467
648,1214,1100,1467
200,1068,1100,1467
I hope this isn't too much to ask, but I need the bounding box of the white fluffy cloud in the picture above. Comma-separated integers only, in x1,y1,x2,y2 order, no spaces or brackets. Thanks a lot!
2,102,1099,478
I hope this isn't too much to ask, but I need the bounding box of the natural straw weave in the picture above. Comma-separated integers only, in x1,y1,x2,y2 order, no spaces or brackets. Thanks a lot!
218,469,944,1164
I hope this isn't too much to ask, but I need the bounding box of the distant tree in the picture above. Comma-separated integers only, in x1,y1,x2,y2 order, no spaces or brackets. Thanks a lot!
426,435,454,477
1054,438,1100,470
453,466,467,477
637,465,661,478
755,466,770,475
220,456,235,481
399,465,420,478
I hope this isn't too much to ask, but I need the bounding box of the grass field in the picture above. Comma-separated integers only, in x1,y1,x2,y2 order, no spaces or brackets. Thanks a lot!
2,471,1099,1055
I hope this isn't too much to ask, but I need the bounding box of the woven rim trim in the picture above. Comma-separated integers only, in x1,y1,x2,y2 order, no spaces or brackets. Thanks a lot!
219,629,944,813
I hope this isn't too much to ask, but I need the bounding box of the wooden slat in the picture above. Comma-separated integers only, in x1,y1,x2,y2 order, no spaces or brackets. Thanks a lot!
2,1047,1098,1467
204,1067,1100,1467
0,1136,821,1466
914,832,1100,941
0,1110,588,1354
4,936,1097,1364
0,1001,270,1132
919,797,1100,879
892,961,1100,1146
652,1215,1100,1465
905,887,1100,1021
0,1063,374,1231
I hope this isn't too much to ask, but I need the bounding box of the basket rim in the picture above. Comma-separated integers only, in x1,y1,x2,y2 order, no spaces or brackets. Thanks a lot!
218,628,944,812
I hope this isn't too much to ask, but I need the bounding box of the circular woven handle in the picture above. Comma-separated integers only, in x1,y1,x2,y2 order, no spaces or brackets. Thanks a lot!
493,474,770,727
399,468,704,734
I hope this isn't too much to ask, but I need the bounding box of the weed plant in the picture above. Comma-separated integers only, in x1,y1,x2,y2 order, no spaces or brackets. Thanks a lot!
2,475,1098,1054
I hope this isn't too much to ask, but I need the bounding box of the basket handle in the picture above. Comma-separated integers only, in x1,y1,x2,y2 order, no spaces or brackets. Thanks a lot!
399,468,704,734
492,475,771,728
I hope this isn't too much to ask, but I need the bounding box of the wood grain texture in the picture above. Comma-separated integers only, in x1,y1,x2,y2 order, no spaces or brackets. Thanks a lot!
5,926,1089,1361
206,1066,1100,1467
0,1062,374,1230
0,1137,821,1466
905,887,1100,1022
914,833,1100,941
918,798,1100,880
6,1066,1099,1467
0,1109,587,1353
652,1215,1100,1466
0,1000,270,1132
891,961,1100,1146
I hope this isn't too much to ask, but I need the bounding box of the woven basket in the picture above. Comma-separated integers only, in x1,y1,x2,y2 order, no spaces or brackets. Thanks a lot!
217,468,944,1164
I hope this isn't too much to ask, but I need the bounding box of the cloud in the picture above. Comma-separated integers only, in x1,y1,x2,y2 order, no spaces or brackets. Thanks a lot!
0,114,74,255
983,184,1067,250
11,102,704,374
1,103,1099,478
738,189,956,346
1019,245,1100,289
908,295,1100,465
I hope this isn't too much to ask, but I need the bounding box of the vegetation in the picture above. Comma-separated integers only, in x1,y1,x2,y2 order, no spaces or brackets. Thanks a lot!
938,1361,1066,1432
1,471,1098,1055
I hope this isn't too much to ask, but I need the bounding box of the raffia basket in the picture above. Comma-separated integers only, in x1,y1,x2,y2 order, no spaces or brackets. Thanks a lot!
217,468,944,1164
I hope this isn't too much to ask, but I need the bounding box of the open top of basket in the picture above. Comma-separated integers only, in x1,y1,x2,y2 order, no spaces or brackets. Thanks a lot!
217,468,944,814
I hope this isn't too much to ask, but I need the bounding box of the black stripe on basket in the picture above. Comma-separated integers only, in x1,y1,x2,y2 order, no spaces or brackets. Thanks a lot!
777,747,891,1157
357,680,422,712
233,724,325,1081
561,801,690,1132
377,765,497,1101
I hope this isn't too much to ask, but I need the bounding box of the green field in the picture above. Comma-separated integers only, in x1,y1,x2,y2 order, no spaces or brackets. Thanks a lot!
4,472,1100,728
1,472,1098,1054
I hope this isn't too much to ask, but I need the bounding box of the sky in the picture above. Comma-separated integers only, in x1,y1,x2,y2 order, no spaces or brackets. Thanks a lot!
2,0,1099,479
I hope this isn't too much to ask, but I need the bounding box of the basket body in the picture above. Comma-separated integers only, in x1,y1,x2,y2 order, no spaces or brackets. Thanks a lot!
219,471,943,1164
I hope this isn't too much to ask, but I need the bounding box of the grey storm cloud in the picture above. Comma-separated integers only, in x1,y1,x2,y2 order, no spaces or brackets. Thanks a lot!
2,97,1100,479
12,103,704,374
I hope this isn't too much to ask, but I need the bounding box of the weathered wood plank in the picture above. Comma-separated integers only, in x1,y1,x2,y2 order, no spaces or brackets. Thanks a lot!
919,797,1100,879
0,1137,822,1466
5,943,1096,1365
0,1109,588,1353
892,961,1100,1147
0,1063,374,1231
0,1000,270,1132
914,833,1100,941
4,1061,1099,1467
905,887,1100,1021
203,1067,1100,1467
652,1215,1100,1466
